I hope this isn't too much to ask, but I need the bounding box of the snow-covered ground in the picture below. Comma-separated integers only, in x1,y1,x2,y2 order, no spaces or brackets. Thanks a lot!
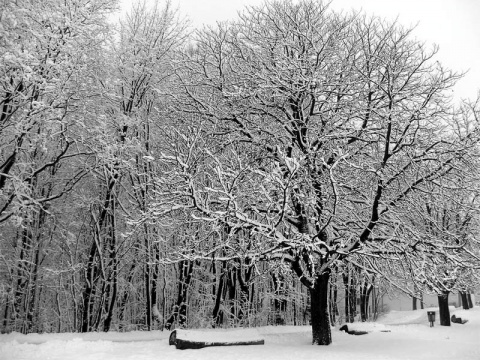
1,307,479,360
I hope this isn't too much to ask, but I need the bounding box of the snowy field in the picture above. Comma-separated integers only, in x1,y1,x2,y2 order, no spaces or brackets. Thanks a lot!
1,307,479,360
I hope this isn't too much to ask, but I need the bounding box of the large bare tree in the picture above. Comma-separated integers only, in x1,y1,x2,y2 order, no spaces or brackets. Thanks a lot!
163,0,479,344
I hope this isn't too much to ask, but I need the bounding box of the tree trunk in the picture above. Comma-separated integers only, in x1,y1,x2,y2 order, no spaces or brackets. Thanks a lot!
360,283,373,322
371,287,378,320
212,273,225,327
178,260,195,327
310,271,331,345
165,259,196,330
103,214,118,332
117,256,138,329
329,273,338,324
466,293,473,309
342,273,352,323
437,292,451,326
144,259,152,330
226,269,237,324
272,273,287,325
237,261,254,324
102,263,117,332
460,292,469,310
342,270,356,323
412,284,419,311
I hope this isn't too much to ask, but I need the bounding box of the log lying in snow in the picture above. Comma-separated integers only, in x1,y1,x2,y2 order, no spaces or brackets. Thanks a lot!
451,315,468,324
169,329,265,350
339,323,391,335
339,324,369,336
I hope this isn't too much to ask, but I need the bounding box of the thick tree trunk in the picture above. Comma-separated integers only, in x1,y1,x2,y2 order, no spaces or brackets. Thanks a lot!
460,292,469,310
466,293,473,308
310,271,332,345
412,296,417,310
437,292,451,326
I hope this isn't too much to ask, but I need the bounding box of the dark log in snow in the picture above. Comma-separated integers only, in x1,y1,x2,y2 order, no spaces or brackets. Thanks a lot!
451,315,468,324
169,329,265,350
339,324,369,336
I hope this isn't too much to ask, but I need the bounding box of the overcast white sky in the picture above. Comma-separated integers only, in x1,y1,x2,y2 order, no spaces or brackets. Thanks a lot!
119,0,480,101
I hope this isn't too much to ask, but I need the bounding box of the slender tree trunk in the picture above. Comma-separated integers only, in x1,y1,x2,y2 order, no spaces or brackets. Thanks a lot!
343,273,350,323
3,298,10,332
343,271,356,323
329,273,338,324
14,228,31,334
310,271,331,345
81,241,100,332
165,259,196,330
412,284,419,311
103,262,117,332
272,273,286,325
226,269,237,324
118,261,137,329
371,287,379,320
437,292,451,326
212,269,226,327
237,260,254,324
178,260,195,327
359,288,366,321
144,259,152,330
25,246,40,333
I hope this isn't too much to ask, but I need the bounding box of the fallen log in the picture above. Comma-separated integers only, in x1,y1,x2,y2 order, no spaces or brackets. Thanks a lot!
339,324,369,336
169,329,265,350
451,315,468,324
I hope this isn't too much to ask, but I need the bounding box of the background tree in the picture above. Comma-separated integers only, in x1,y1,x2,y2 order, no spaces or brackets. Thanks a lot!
0,0,116,333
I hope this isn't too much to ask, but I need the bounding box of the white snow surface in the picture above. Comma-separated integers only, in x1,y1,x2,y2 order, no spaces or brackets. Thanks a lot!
1,307,480,360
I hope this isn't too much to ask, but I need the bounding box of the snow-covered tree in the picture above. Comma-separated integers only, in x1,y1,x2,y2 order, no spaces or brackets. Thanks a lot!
162,0,479,344
78,0,187,332
0,0,116,333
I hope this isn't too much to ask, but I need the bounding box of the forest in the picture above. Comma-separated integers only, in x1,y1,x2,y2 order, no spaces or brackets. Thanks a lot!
1,0,479,346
